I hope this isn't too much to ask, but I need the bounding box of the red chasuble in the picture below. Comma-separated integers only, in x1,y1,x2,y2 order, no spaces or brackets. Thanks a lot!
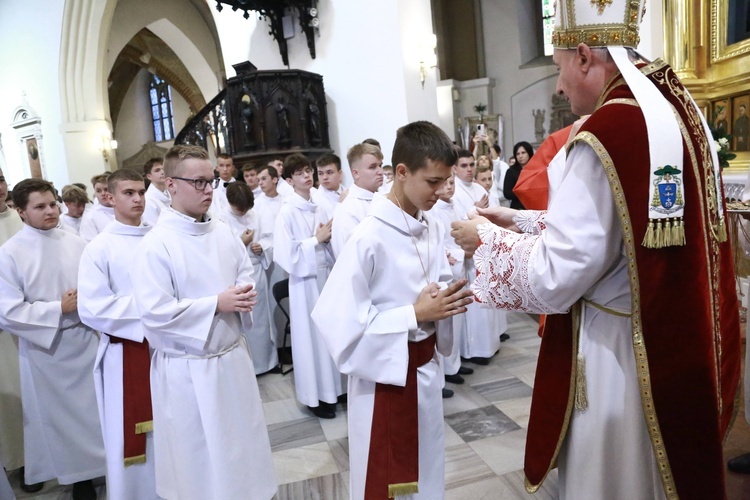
524,60,741,498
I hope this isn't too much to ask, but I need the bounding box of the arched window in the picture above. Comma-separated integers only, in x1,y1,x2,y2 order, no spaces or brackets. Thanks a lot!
149,74,175,142
541,0,555,56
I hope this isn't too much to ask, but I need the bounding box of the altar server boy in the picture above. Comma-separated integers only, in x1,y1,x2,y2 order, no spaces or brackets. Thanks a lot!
274,153,345,419
77,169,158,499
222,182,278,374
80,173,115,241
130,145,276,500
0,178,105,499
312,121,473,499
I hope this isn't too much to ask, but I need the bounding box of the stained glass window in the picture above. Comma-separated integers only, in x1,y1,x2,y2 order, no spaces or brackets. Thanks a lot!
542,0,555,56
149,74,175,142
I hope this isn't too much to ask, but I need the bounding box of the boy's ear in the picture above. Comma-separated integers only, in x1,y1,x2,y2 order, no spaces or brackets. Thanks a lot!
395,163,409,180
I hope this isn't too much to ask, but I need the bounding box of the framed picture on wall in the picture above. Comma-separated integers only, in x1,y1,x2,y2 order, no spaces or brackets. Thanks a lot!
25,138,42,178
712,98,731,136
733,94,750,152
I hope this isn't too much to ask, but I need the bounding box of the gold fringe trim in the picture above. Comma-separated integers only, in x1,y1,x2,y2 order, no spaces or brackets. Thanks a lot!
388,482,419,498
574,353,589,411
135,420,153,434
717,219,727,242
642,218,686,248
123,454,147,467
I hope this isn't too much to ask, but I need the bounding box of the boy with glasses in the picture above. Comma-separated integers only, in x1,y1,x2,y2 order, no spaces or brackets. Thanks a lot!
130,145,276,500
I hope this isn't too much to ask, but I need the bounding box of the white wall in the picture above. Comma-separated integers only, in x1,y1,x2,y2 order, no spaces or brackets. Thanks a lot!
114,69,153,164
0,0,68,188
107,0,224,103
212,0,439,180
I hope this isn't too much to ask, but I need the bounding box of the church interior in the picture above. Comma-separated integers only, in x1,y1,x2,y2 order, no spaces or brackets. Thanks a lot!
2,0,750,498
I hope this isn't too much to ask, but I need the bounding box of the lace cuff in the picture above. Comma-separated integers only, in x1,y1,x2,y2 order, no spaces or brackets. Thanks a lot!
471,223,558,313
512,210,547,235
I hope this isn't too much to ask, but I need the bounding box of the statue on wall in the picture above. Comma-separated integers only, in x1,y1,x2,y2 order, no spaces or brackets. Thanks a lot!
308,99,322,146
533,109,546,142
275,97,291,146
240,94,256,149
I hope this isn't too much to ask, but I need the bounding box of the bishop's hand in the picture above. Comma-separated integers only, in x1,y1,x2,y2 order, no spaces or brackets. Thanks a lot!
413,279,473,323
450,213,490,256
475,206,519,232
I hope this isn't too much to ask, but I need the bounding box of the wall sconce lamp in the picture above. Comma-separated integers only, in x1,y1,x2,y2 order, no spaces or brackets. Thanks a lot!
101,131,118,162
419,34,438,89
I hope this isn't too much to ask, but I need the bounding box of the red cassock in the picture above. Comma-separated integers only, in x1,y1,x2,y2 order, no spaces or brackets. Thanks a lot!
525,61,741,498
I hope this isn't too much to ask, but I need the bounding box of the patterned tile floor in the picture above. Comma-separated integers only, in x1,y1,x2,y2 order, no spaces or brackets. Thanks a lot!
8,312,750,499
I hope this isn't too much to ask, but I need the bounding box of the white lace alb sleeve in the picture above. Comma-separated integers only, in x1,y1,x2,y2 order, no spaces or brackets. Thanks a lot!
471,142,624,314
512,210,547,235
472,223,560,313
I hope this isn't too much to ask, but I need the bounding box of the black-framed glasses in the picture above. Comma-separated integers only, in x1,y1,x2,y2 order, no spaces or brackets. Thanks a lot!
172,176,218,191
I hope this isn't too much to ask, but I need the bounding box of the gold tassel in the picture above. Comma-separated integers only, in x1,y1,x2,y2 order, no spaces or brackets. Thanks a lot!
650,188,661,207
718,219,728,242
388,482,419,498
664,219,673,247
676,219,686,246
654,219,664,248
642,220,656,248
123,454,147,467
135,420,153,434
574,353,588,411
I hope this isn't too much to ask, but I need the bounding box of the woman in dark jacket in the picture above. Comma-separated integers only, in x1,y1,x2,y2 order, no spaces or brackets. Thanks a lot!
503,141,535,209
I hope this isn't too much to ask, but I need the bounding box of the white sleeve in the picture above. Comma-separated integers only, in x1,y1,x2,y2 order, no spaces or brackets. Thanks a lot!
472,143,622,313
312,238,414,387
273,208,320,278
131,239,217,351
0,251,61,349
77,244,143,342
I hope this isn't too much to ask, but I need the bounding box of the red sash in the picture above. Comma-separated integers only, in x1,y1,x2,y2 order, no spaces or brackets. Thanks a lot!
365,335,436,499
108,335,153,466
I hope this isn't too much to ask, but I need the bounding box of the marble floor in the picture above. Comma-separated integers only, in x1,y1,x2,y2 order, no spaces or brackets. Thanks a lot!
6,311,750,499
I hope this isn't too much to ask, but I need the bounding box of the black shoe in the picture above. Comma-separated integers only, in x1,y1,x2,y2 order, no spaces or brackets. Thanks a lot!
500,333,510,342
308,405,336,419
445,374,465,384
728,453,750,474
19,467,44,493
469,356,491,365
319,400,337,412
337,393,348,404
258,366,283,376
458,365,474,375
442,388,454,399
72,479,97,500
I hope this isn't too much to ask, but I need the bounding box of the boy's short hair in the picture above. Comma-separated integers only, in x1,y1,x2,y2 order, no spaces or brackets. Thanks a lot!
226,182,255,212
492,144,502,155
61,184,89,205
259,165,279,180
143,157,164,176
282,153,311,180
90,173,110,187
391,121,458,172
456,149,474,160
269,155,284,164
315,154,341,171
108,169,145,193
217,153,232,161
382,164,393,172
347,143,383,168
164,145,210,178
474,165,492,178
241,163,264,174
72,182,88,192
362,138,381,149
12,178,56,210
